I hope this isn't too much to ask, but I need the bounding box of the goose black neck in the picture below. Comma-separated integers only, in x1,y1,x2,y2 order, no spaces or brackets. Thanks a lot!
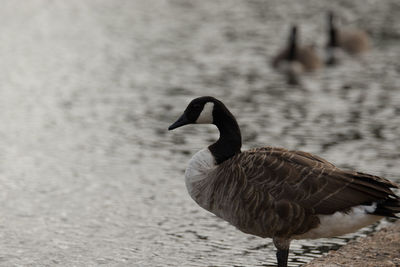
208,102,242,165
328,26,338,48
328,12,338,48
288,26,297,61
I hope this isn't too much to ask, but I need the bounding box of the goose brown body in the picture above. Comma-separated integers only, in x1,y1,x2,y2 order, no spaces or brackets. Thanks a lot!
272,46,322,72
189,146,398,239
338,29,370,55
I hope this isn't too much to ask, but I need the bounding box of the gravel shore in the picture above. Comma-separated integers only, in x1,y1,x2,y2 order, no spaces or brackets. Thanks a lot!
304,220,400,267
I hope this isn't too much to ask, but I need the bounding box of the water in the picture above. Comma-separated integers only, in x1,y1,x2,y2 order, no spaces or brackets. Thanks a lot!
0,0,399,266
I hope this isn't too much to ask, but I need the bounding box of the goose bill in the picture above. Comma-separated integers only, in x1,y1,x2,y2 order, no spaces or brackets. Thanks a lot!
168,113,190,130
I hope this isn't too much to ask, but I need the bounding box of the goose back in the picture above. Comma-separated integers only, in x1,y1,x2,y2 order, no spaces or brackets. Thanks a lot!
339,29,370,54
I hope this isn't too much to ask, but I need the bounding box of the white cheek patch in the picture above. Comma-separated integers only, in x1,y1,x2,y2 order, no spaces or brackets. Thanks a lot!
196,102,214,124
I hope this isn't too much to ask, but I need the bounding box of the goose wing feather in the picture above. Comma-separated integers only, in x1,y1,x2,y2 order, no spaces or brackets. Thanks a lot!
228,147,398,215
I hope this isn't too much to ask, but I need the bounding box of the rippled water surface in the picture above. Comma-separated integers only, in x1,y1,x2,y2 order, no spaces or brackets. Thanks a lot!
0,1,399,266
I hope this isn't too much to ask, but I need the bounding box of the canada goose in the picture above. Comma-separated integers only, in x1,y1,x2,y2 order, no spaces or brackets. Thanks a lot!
272,25,322,85
327,11,370,65
168,96,400,267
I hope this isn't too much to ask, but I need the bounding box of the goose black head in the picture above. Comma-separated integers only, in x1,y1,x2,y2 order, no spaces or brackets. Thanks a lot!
168,96,218,130
168,96,242,164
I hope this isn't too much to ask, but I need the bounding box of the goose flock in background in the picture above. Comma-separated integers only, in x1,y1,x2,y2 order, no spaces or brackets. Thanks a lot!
167,10,394,267
272,11,370,85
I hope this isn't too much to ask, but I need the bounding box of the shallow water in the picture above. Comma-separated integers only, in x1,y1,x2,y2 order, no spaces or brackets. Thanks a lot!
0,0,399,266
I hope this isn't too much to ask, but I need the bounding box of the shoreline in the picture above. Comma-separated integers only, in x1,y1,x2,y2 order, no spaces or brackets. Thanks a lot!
303,220,400,266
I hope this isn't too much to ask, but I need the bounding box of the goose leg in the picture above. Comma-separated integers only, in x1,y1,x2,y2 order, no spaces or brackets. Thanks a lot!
273,237,290,267
276,248,289,267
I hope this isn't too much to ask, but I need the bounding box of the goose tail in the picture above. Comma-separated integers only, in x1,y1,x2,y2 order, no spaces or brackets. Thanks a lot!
370,197,400,218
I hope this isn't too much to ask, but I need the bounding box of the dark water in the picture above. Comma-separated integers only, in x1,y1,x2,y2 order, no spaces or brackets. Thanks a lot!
0,1,399,266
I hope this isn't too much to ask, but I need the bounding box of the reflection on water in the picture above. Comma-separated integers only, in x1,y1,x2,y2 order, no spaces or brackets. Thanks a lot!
0,0,399,266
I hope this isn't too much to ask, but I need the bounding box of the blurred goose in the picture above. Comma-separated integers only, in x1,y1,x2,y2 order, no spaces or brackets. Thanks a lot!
327,11,370,65
168,96,400,267
272,25,322,85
